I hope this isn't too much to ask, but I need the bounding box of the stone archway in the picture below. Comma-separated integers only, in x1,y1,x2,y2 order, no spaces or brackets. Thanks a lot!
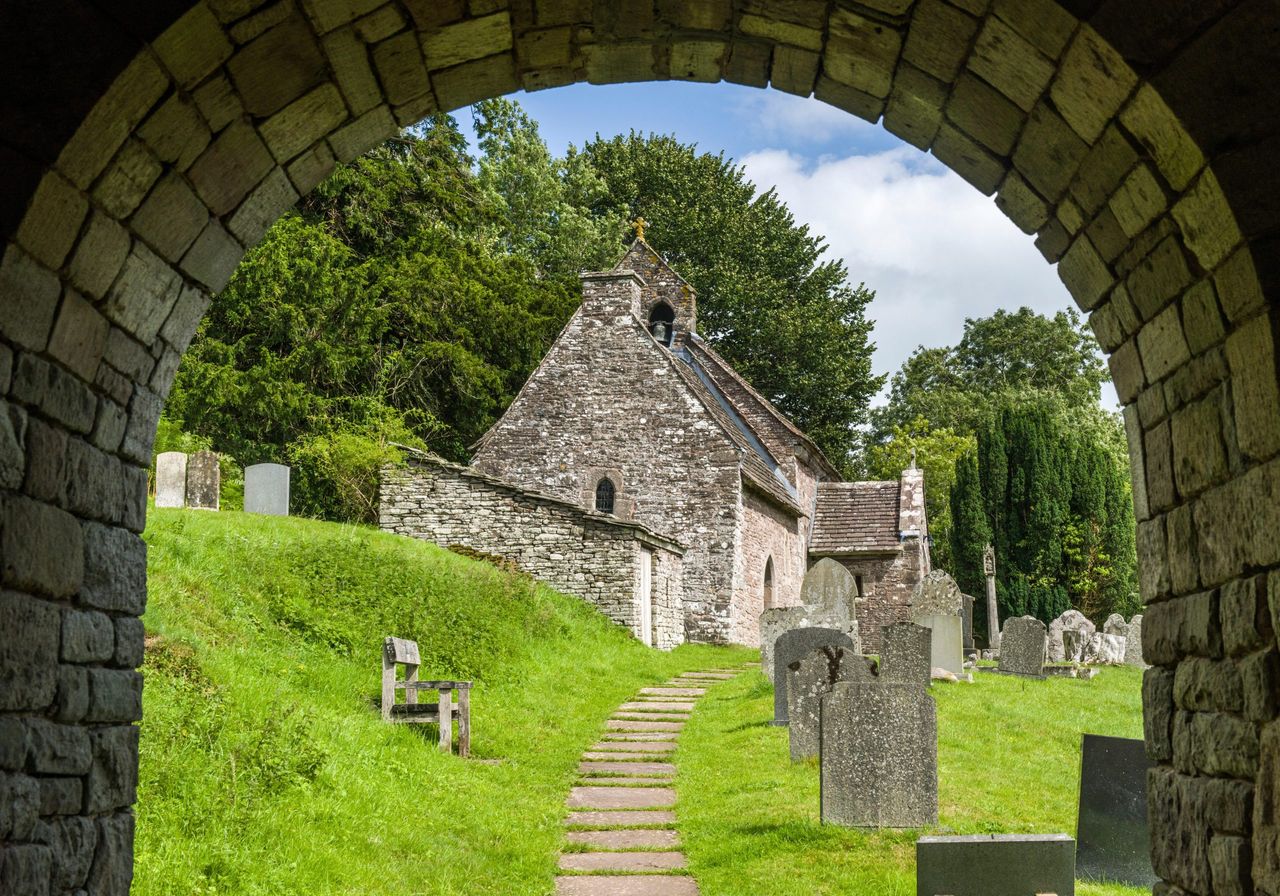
1,2,1278,892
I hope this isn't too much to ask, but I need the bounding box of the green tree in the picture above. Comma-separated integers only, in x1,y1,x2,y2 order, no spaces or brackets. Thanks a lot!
581,132,883,474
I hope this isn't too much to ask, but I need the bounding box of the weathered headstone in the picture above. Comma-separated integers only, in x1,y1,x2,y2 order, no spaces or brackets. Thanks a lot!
879,622,931,690
1123,615,1146,667
1082,632,1127,665
997,616,1047,678
185,450,220,511
786,647,875,761
916,834,1076,896
820,680,937,827
155,451,187,508
801,557,859,621
1076,734,1157,887
1049,609,1095,662
910,569,964,618
1062,628,1087,663
915,613,964,677
1103,613,1127,637
773,627,855,724
244,463,290,516
760,606,812,682
961,593,975,652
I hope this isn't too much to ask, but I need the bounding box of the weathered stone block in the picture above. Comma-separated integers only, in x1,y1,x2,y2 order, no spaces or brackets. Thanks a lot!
67,211,131,302
87,669,144,723
1110,164,1166,239
47,291,110,384
1174,710,1259,779
883,61,945,150
769,45,819,97
1144,665,1175,760
85,727,140,813
1119,84,1204,193
1145,590,1222,664
1215,247,1264,324
945,71,1024,156
1149,766,1212,893
0,843,50,895
181,220,244,293
739,13,822,52
996,171,1049,234
2,494,84,599
968,15,1053,112
138,93,212,171
228,14,327,116
1137,302,1191,384
300,0,386,33
1015,103,1089,205
1170,394,1227,497
1221,574,1272,657
1174,656,1242,712
35,815,98,889
61,608,115,663
327,106,396,165
53,663,89,722
159,284,214,355
1051,25,1138,144
114,616,146,669
1060,234,1114,312
260,84,349,163
1172,169,1242,273
189,120,277,216
0,771,40,840
373,30,432,105
38,776,83,815
15,171,88,270
103,242,182,345
87,811,135,895
93,139,163,220
25,718,91,775
902,0,977,82
0,247,60,353
80,521,146,615
931,124,1003,195
823,8,901,99
423,12,512,69
1240,648,1280,723
814,77,884,124
154,3,233,89
1225,313,1280,462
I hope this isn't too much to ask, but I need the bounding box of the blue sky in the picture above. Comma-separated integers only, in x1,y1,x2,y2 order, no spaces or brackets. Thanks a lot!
459,82,1116,409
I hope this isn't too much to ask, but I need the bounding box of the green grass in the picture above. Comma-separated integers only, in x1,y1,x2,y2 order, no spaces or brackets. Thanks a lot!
676,667,1147,896
137,507,751,896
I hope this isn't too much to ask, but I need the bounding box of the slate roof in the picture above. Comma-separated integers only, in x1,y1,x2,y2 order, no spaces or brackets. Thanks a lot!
809,481,902,555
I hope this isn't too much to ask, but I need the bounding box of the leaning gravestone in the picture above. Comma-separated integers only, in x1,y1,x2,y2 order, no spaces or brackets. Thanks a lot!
1076,734,1157,887
997,616,1047,678
916,614,965,677
820,679,937,827
773,627,855,725
1124,615,1146,667
916,834,1076,896
244,463,290,516
1049,609,1096,662
185,450,220,511
961,593,975,653
155,451,187,508
879,622,931,690
786,647,875,761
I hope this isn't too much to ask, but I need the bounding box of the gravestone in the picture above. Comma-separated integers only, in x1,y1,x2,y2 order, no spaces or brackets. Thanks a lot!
961,594,975,652
155,451,187,508
879,622,931,690
761,559,861,682
915,614,964,677
1123,615,1146,667
1062,628,1087,663
1103,613,1128,637
820,680,937,827
1076,734,1157,887
916,834,1076,896
760,606,812,682
1082,632,1127,665
1049,609,1095,662
786,647,875,761
185,450,221,510
997,616,1047,678
773,627,855,724
910,569,963,618
244,463,290,516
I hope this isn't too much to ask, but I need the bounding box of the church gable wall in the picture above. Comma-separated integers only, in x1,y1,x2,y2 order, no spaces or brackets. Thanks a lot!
736,486,808,646
379,457,684,649
471,272,742,643
818,539,928,654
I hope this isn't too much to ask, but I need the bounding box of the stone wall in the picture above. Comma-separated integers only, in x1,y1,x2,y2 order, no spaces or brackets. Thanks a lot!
735,483,808,645
825,538,928,655
379,455,684,650
471,270,744,643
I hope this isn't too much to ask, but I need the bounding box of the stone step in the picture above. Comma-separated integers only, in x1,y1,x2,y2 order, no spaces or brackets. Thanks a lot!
580,761,676,776
640,688,705,697
559,851,687,872
602,732,678,742
564,810,677,828
554,876,699,895
583,751,674,762
613,712,690,722
617,702,695,713
608,720,684,732
676,673,735,680
566,786,675,810
589,741,677,753
577,776,673,788
565,829,680,850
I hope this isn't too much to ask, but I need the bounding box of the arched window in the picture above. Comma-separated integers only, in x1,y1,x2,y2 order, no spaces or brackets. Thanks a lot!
595,478,616,514
648,302,675,346
763,556,775,609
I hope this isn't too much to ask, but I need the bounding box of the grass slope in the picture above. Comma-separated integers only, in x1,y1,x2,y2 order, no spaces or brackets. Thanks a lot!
675,667,1147,896
138,508,749,896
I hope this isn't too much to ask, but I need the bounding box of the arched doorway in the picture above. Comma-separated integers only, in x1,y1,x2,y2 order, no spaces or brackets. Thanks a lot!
1,2,1277,891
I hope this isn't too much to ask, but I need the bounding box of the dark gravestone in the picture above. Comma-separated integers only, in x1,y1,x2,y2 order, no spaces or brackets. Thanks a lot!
820,680,937,828
997,616,1047,678
916,834,1075,896
1076,734,1158,887
961,594,975,651
879,622,931,690
773,627,855,724
786,647,875,761
185,449,220,511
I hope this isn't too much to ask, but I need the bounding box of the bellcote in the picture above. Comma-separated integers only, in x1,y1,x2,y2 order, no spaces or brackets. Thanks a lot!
613,237,697,343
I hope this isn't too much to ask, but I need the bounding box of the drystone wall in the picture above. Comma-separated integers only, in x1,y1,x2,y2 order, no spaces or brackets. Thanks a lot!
379,456,684,650
471,271,743,643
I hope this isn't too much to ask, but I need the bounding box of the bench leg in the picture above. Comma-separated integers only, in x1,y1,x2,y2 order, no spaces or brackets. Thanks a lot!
439,688,452,753
458,689,471,759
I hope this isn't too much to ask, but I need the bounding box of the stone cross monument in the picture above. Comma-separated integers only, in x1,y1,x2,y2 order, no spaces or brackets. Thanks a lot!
983,542,999,650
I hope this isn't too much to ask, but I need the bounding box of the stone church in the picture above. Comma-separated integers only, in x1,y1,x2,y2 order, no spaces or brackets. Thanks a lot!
379,235,930,647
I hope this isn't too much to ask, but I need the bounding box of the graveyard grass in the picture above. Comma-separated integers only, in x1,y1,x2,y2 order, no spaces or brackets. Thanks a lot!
138,507,751,896
677,667,1147,896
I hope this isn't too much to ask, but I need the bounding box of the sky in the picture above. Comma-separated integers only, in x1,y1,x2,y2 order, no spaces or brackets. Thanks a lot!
458,81,1118,409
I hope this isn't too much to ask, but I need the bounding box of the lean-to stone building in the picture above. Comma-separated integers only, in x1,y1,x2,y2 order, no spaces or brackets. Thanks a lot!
380,237,929,645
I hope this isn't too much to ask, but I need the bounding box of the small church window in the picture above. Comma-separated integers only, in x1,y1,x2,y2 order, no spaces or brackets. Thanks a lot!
595,478,616,514
648,302,675,346
763,557,775,609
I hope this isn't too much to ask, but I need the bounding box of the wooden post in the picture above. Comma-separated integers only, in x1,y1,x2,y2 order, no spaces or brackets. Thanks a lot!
438,687,452,752
458,687,471,758
405,662,418,707
380,641,395,722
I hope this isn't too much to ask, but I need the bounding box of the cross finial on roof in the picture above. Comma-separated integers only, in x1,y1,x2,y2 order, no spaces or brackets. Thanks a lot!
633,217,648,241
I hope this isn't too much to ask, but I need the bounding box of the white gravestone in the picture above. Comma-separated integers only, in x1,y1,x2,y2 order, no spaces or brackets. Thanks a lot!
155,452,187,508
244,463,290,516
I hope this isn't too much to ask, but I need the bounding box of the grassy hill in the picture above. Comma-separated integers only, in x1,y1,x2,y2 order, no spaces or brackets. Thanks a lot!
137,508,745,896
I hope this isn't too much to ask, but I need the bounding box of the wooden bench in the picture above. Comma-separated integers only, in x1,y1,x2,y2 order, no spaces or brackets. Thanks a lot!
381,636,472,757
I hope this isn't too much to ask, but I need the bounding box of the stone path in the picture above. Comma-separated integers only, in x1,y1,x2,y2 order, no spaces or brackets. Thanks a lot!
555,668,743,895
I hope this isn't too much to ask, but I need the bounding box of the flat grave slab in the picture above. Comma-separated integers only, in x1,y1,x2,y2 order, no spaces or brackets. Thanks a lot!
580,761,676,777
677,672,734,679
1076,734,1157,887
590,741,677,753
608,720,684,732
613,713,690,722
566,787,675,810
565,829,680,849
916,833,1075,896
559,851,687,872
618,702,694,712
578,777,674,787
602,732,678,742
640,688,705,697
564,810,677,828
554,875,699,895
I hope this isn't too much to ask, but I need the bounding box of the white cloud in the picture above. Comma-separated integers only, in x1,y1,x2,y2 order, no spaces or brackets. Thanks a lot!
738,147,1120,409
731,90,882,145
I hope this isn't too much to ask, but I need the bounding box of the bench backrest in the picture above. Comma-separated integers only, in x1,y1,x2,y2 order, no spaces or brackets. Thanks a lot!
384,636,420,666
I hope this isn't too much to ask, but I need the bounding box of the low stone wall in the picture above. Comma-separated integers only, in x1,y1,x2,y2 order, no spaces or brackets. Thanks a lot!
379,455,684,650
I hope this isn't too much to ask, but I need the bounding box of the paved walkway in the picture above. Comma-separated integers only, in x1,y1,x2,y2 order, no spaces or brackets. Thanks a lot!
555,668,742,896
